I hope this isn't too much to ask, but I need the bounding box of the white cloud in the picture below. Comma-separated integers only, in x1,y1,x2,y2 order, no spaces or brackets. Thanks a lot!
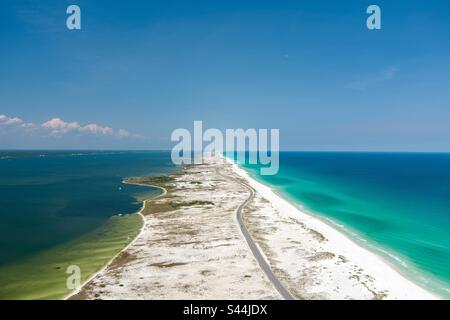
20,122,36,129
116,129,130,138
42,118,80,136
1,114,138,140
42,118,116,136
0,114,23,126
79,123,113,136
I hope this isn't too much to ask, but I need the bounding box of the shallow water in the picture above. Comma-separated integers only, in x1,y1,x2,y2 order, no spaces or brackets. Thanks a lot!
0,150,176,299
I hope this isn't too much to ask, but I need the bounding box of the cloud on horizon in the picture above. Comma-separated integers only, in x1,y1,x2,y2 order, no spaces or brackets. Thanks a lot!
1,114,135,140
0,114,24,126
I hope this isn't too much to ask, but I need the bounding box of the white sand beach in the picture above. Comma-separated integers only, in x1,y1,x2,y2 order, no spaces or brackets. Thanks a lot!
71,155,438,300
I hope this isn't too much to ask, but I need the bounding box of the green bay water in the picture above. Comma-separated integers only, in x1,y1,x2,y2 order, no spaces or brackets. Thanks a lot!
0,151,177,299
234,152,450,298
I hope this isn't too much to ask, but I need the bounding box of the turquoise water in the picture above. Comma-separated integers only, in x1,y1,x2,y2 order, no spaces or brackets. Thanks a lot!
233,152,450,298
0,151,176,299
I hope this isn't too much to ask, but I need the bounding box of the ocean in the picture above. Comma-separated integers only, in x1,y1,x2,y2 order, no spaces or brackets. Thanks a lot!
0,150,177,299
235,152,450,298
2,150,449,299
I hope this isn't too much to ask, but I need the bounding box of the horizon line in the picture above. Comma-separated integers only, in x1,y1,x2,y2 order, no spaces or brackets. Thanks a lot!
2,149,450,154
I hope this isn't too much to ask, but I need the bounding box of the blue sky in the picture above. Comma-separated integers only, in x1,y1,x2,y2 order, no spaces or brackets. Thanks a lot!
1,0,449,150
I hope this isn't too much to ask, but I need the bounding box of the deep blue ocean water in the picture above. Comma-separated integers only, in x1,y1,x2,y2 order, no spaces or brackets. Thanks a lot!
235,152,450,298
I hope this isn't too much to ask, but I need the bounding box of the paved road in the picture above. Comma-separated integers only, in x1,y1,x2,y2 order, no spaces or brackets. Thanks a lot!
232,177,295,300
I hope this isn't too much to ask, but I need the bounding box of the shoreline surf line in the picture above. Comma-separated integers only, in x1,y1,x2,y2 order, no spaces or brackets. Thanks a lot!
272,185,449,298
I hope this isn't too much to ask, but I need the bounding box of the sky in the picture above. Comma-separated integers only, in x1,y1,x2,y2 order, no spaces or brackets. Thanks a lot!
1,0,450,150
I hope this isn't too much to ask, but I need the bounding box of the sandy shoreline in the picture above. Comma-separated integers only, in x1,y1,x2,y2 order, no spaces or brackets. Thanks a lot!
71,155,438,300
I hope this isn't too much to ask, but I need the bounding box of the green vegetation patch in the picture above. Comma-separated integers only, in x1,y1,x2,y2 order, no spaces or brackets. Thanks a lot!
170,200,214,208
